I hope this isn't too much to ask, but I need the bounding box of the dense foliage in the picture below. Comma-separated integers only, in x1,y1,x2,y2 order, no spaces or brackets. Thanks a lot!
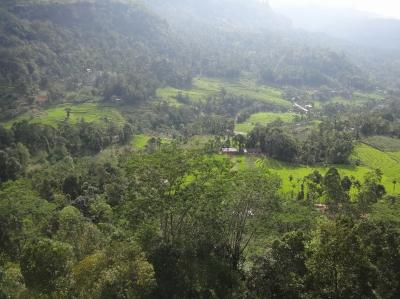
1,0,400,298
0,0,191,120
1,127,399,298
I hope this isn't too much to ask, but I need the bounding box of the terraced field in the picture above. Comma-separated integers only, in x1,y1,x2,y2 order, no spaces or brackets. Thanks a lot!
352,143,400,191
131,134,152,149
3,103,125,128
235,112,297,133
227,141,400,195
363,136,400,152
326,91,385,106
257,157,372,195
267,142,400,195
156,77,291,108
130,134,172,149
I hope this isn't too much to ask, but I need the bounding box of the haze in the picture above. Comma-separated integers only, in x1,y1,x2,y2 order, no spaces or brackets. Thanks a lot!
270,0,400,19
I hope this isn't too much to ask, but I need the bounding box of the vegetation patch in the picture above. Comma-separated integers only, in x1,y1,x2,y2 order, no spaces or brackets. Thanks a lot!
3,103,125,128
131,134,152,149
264,142,400,195
328,91,385,106
131,134,172,149
182,135,214,149
351,143,400,190
228,150,399,195
363,136,400,152
353,91,385,102
235,112,297,133
257,157,372,194
157,77,291,108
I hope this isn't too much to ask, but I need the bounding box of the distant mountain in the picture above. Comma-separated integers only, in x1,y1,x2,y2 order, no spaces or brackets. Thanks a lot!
0,0,191,120
273,4,400,50
0,0,390,121
146,0,290,31
145,0,372,89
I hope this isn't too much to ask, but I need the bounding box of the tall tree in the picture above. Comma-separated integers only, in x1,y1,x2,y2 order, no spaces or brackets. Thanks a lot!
20,238,73,294
306,218,374,299
226,169,281,269
323,168,348,214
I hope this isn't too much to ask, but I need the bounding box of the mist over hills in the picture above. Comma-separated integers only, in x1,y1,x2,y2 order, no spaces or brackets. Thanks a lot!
1,0,399,121
146,0,289,31
273,3,400,51
2,1,400,298
0,0,192,119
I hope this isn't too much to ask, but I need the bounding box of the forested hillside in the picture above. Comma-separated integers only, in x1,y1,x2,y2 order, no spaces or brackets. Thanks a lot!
2,0,400,298
0,0,379,121
148,0,373,89
0,0,191,120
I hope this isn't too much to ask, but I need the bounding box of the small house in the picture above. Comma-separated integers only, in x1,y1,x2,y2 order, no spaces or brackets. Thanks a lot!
293,103,309,113
314,204,328,213
221,148,239,155
221,148,249,155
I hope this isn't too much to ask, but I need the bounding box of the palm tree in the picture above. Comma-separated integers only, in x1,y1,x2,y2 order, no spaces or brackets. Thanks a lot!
65,108,72,120
289,175,295,199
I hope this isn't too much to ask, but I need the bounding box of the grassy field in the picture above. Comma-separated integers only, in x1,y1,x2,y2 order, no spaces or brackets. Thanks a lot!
157,77,291,108
327,91,385,106
235,112,297,133
226,154,376,198
130,134,172,149
3,103,125,128
268,142,400,195
353,91,385,102
131,134,152,149
257,157,372,195
182,135,214,149
362,136,400,152
226,142,400,195
351,143,400,190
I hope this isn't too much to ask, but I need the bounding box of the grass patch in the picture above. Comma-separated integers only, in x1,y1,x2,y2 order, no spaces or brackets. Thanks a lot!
363,136,400,152
156,77,291,108
266,143,400,195
351,143,400,190
260,158,372,194
130,134,172,149
131,134,152,149
182,135,214,150
235,112,297,133
227,142,400,195
327,91,385,106
3,103,125,128
235,123,255,134
227,155,370,194
370,200,400,226
353,91,385,102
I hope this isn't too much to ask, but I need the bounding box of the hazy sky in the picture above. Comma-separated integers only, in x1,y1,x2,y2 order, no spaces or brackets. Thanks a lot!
269,0,400,19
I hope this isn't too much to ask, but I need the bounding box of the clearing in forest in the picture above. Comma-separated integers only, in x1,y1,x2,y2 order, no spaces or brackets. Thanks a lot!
230,142,400,195
352,143,400,190
156,77,291,108
235,112,297,133
3,103,125,128
362,136,400,152
131,134,152,149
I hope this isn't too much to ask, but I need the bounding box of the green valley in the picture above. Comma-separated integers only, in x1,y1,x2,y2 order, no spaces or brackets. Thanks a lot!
2,0,400,298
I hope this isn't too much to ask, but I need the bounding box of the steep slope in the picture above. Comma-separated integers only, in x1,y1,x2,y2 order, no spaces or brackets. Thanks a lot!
146,0,289,31
0,0,383,122
274,4,400,51
0,0,190,120
147,0,371,89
